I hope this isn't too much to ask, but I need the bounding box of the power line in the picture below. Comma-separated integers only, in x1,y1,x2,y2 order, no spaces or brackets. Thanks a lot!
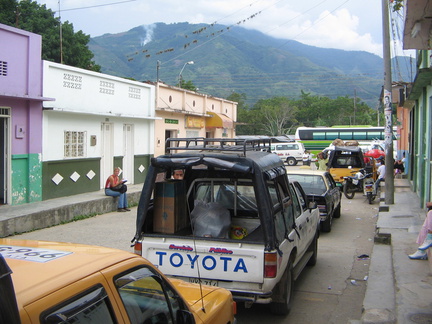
389,3,413,82
133,0,355,64
50,0,137,13
56,0,381,102
132,0,279,65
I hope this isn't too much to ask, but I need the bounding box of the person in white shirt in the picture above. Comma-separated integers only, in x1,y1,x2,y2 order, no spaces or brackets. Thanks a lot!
302,150,311,166
375,159,385,190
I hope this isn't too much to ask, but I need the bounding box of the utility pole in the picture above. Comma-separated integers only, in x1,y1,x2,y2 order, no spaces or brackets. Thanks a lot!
58,0,63,64
156,60,160,112
353,88,357,125
382,0,394,204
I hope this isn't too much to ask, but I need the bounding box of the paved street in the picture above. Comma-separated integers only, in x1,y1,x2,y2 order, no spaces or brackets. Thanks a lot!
236,194,377,323
12,176,379,323
11,207,137,252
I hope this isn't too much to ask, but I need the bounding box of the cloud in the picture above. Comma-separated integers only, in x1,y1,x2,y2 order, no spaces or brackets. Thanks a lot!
243,7,383,56
304,9,382,55
38,0,385,56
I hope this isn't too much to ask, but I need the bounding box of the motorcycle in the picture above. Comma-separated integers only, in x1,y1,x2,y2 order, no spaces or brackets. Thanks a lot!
363,173,378,204
342,169,366,199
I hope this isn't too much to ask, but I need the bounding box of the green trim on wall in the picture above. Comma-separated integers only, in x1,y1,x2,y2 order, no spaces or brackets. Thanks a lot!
41,155,151,201
113,156,123,171
134,154,152,184
11,153,42,205
42,158,100,200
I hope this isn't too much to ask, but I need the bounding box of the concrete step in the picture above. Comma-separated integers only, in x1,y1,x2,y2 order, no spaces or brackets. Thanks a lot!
0,184,143,237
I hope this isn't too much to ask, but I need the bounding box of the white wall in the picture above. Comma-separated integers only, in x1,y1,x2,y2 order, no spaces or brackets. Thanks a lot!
42,61,155,118
42,61,156,162
42,111,153,161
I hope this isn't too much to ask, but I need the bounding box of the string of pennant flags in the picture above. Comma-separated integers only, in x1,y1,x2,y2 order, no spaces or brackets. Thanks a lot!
126,10,262,61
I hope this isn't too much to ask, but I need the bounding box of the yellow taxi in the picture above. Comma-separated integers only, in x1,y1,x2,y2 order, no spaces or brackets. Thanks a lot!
0,238,236,324
326,146,365,184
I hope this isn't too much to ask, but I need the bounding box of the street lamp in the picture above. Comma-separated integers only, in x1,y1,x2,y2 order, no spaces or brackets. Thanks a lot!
178,61,194,87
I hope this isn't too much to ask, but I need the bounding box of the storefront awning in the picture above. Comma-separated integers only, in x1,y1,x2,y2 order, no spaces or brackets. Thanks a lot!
206,112,234,128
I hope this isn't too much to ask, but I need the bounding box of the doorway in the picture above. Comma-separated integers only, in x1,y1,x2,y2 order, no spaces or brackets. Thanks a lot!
101,123,113,188
165,130,177,154
0,108,10,205
123,124,134,183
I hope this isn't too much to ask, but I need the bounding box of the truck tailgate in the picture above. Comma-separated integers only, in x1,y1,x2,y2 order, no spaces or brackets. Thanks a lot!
140,237,265,284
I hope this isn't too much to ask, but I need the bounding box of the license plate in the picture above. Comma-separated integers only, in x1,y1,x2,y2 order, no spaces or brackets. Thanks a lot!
189,278,219,286
0,245,72,263
365,186,373,192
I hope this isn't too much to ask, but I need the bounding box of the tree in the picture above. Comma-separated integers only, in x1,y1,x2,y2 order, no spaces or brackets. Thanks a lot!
61,22,100,70
226,92,248,111
294,91,328,127
293,91,377,127
0,0,100,71
236,105,264,135
253,97,298,136
0,0,16,26
230,93,265,135
179,79,197,91
235,92,377,135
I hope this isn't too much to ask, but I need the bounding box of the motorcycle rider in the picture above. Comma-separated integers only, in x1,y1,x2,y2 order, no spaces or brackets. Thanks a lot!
375,158,385,191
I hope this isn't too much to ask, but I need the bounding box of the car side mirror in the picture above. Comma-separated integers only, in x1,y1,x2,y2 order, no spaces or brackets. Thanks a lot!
308,201,317,210
177,310,195,324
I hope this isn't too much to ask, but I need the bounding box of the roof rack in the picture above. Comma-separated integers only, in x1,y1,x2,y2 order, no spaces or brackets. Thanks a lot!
165,137,272,156
236,135,295,143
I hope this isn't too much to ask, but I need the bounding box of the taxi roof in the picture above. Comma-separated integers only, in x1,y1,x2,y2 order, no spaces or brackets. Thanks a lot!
0,238,141,307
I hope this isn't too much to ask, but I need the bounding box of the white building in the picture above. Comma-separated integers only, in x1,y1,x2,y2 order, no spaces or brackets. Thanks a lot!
42,61,156,200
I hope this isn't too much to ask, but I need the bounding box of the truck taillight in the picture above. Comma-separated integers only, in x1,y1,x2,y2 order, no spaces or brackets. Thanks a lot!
264,252,277,278
317,204,326,211
233,301,237,315
133,241,142,255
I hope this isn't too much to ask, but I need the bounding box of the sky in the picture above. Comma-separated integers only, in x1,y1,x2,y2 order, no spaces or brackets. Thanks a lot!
36,0,409,58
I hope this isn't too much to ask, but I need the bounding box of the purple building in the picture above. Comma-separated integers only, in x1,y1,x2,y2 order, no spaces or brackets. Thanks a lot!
0,23,52,205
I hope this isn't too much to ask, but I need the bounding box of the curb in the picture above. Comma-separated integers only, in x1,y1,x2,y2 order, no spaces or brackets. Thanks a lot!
361,185,396,323
361,243,396,324
0,186,142,237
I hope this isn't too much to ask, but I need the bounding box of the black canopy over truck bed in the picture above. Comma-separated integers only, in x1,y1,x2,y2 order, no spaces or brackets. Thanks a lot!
132,138,320,315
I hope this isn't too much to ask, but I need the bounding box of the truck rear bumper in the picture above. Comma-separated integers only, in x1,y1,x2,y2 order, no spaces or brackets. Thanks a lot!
230,290,273,304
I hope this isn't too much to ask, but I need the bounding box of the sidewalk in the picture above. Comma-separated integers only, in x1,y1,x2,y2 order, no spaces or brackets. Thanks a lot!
0,184,143,237
360,178,432,324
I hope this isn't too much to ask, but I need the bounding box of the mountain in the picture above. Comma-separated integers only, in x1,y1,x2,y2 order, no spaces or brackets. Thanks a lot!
89,22,413,107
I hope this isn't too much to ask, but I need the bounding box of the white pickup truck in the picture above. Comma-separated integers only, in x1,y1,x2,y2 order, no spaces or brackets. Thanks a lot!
132,138,320,315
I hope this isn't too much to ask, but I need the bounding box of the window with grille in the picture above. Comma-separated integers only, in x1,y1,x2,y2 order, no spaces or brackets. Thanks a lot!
0,61,7,76
0,107,10,116
64,131,86,158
